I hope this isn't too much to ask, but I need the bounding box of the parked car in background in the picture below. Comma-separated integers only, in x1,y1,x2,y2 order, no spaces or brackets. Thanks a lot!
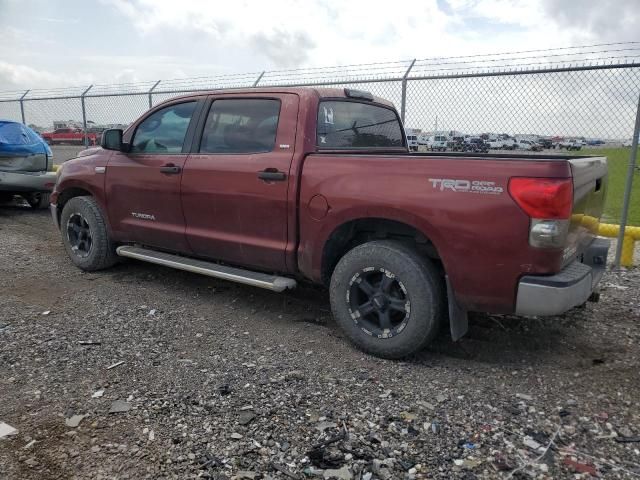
447,135,466,151
0,120,56,208
465,137,489,153
587,139,605,146
488,136,516,150
515,139,543,151
558,139,583,151
537,138,554,149
426,134,448,151
42,127,98,146
406,134,419,151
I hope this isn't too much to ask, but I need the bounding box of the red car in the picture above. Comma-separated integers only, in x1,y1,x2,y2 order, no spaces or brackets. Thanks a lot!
42,128,98,146
50,87,609,358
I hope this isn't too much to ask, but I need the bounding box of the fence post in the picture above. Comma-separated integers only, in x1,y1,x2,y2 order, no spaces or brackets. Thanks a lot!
81,85,93,147
148,80,161,109
253,71,265,87
19,90,30,124
400,59,416,124
614,91,640,268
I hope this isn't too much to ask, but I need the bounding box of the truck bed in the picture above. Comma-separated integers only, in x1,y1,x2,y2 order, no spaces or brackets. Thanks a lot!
298,151,607,314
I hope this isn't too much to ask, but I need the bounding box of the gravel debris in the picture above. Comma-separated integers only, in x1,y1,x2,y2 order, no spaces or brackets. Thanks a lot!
108,400,132,414
1,206,639,479
0,422,18,439
64,415,87,428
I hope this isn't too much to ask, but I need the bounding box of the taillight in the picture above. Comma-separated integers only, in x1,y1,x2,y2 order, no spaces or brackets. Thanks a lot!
509,178,573,248
508,178,573,219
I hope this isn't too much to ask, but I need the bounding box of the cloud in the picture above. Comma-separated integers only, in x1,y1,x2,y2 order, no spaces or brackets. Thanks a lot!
101,0,458,67
0,61,61,90
541,0,640,42
250,30,315,68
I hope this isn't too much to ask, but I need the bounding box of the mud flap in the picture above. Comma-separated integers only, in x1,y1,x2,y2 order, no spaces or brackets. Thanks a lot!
446,276,468,341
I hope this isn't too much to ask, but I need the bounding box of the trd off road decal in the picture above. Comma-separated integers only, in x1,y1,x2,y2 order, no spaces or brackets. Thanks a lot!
429,178,504,194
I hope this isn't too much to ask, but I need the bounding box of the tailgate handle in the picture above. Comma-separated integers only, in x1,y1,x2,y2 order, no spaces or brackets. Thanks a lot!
595,178,602,192
258,169,286,181
160,164,181,174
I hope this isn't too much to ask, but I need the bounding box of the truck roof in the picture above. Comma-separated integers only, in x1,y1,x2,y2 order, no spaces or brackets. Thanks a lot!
155,87,396,109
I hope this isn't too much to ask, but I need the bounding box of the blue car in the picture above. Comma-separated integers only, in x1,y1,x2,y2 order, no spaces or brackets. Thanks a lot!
0,120,57,208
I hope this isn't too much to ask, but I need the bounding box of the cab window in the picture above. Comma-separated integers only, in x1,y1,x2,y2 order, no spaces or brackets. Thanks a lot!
131,102,196,154
199,99,280,154
316,101,404,149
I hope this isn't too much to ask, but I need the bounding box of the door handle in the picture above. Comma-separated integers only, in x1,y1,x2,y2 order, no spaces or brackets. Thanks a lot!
258,169,286,181
160,164,181,174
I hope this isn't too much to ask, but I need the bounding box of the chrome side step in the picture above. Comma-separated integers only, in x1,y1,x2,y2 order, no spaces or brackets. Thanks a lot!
116,246,297,292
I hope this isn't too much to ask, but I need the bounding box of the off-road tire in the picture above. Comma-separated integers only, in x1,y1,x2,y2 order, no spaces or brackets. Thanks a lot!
25,192,50,209
60,196,118,271
330,240,445,359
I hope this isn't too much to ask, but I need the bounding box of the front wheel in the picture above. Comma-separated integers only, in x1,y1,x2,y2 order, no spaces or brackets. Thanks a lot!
60,196,118,271
330,241,445,359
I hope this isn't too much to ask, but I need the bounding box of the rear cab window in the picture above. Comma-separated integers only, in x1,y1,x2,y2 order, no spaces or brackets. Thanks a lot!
316,100,405,150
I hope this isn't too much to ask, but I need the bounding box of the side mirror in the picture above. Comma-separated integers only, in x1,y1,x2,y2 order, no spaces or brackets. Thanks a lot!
101,129,124,151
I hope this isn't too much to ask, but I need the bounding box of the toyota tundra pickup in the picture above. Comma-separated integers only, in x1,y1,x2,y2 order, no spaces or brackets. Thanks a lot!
50,87,609,359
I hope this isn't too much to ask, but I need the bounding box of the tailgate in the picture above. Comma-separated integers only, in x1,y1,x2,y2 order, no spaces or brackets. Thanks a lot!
0,151,48,172
0,122,49,172
565,156,608,264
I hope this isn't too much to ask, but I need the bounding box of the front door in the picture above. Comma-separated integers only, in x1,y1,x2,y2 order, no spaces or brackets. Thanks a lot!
181,94,298,272
105,100,200,252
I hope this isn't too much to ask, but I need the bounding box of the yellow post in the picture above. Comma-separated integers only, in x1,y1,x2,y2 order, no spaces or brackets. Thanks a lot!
592,221,639,267
621,235,635,267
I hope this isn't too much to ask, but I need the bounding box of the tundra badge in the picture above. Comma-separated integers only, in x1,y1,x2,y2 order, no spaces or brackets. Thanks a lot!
131,212,156,221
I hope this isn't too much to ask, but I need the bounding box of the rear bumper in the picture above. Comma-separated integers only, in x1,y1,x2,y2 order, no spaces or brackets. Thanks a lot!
0,170,57,192
515,238,609,316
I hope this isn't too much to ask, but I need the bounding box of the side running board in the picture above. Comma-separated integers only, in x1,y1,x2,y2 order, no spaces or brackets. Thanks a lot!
116,246,297,292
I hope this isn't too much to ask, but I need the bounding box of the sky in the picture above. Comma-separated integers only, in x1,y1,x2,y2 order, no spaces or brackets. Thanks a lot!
0,0,639,138
1,0,639,91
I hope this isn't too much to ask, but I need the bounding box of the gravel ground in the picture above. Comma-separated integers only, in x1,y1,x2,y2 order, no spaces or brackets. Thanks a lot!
1,203,639,480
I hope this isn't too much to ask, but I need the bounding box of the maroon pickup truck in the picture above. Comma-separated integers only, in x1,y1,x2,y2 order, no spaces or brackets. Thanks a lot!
50,87,609,358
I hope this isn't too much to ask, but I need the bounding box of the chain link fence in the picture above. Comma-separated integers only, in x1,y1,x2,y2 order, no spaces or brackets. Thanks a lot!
1,48,639,231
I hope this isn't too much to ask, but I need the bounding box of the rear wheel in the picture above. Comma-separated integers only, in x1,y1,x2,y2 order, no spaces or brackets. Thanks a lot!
330,240,445,359
24,192,50,209
60,196,118,271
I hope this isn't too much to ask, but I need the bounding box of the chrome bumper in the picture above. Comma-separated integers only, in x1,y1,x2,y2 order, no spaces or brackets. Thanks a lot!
515,238,609,316
50,203,60,230
0,170,57,192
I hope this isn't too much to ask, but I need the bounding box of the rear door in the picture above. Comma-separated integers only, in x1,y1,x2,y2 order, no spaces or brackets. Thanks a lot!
181,94,298,272
105,99,203,252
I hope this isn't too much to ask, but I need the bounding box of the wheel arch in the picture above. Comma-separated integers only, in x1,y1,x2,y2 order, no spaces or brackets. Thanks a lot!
318,215,446,286
54,181,108,232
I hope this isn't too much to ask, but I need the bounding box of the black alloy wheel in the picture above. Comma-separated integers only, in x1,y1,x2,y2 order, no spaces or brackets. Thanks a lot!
347,268,410,339
66,212,93,258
